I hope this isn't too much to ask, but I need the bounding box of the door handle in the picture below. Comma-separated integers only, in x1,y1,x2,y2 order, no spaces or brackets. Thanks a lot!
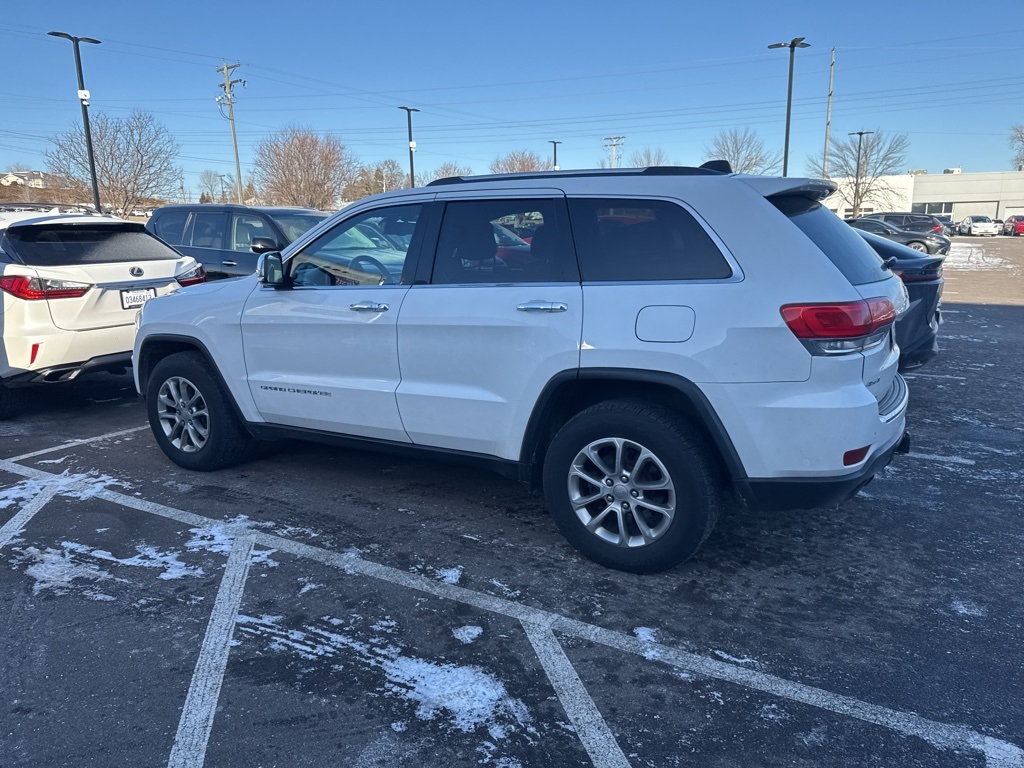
222,260,237,267
516,301,568,313
349,301,390,312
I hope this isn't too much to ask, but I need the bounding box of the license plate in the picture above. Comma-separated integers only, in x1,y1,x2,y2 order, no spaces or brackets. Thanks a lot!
120,287,157,309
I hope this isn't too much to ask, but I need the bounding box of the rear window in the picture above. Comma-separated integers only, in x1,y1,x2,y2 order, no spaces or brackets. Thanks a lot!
2,225,180,267
772,197,887,286
568,198,732,282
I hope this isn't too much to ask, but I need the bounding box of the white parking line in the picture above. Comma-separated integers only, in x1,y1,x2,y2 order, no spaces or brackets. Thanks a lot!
523,621,631,768
168,533,255,768
0,486,60,550
4,426,148,462
0,452,1020,767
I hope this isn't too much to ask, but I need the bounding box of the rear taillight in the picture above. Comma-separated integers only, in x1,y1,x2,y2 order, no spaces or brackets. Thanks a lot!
176,264,206,287
0,275,91,300
894,265,943,283
932,224,942,233
781,298,896,355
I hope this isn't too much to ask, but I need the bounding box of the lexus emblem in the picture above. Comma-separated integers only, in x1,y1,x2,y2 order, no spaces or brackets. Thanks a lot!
129,266,144,277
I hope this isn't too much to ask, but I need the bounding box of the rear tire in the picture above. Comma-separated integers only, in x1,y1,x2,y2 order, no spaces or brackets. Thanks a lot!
146,352,255,471
907,241,928,252
542,400,720,574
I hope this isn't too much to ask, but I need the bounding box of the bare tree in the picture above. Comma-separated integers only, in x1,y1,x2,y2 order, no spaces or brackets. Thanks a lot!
422,161,474,184
253,126,360,209
490,150,551,174
46,110,182,214
343,159,407,201
1011,124,1024,169
807,130,910,217
628,146,671,167
198,170,221,203
703,128,781,175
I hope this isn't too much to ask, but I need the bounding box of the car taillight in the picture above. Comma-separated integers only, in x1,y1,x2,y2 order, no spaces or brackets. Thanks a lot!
0,275,91,300
781,298,896,355
932,224,941,233
176,264,206,287
894,265,943,283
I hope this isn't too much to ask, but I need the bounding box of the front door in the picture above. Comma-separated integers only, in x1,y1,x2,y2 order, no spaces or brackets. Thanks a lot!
241,203,425,441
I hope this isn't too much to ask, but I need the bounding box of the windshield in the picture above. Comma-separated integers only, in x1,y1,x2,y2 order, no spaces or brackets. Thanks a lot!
268,213,329,242
972,216,992,223
2,224,180,266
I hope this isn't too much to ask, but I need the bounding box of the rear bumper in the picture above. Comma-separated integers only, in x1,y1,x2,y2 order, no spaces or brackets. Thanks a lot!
736,431,910,511
2,352,133,386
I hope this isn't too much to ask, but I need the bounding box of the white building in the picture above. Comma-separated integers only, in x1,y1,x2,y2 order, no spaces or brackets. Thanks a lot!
822,170,1024,220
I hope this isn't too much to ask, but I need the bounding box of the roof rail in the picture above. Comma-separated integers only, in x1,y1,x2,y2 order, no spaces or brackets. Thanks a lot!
426,162,734,187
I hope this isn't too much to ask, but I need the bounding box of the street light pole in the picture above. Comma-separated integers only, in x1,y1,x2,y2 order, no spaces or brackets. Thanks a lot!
549,140,561,171
768,36,810,177
398,106,419,188
850,131,874,217
49,31,102,212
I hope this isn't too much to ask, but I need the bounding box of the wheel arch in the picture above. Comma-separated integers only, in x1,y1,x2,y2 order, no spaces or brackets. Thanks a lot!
519,368,747,489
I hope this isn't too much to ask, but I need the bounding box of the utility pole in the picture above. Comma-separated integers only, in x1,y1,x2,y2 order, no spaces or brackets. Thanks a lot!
398,106,419,188
603,136,625,168
823,48,835,178
548,140,561,170
850,131,874,217
216,62,245,204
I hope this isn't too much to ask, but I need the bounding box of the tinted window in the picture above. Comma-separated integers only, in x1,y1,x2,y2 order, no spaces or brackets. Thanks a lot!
773,197,887,286
2,225,180,266
432,199,575,285
189,213,226,249
152,210,188,245
568,198,731,282
289,204,420,287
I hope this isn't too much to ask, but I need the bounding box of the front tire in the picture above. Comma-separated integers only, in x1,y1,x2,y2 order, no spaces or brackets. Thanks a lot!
146,352,254,471
907,241,928,252
542,400,720,573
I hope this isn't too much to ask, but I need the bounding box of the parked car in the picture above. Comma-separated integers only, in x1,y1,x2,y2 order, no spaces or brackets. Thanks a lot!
862,212,945,236
845,217,950,254
134,165,910,574
957,215,998,236
935,215,956,236
854,229,943,370
1002,215,1024,236
0,215,204,419
147,204,330,280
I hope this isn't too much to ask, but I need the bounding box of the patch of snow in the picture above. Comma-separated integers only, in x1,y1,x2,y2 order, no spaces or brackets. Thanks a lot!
453,625,483,645
36,456,69,465
951,599,986,617
434,566,463,585
944,243,1008,271
712,649,757,665
488,579,520,598
0,479,48,509
391,721,407,732
21,544,125,599
62,540,202,580
235,614,531,738
759,703,790,722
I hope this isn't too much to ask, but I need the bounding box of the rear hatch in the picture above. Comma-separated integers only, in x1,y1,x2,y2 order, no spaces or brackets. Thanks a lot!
767,192,909,409
2,221,195,331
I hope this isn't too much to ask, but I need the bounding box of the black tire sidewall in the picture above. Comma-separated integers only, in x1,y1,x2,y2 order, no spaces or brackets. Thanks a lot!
543,404,717,573
146,353,248,471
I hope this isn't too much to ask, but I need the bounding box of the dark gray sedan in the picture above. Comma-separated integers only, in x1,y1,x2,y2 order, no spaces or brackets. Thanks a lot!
845,217,950,254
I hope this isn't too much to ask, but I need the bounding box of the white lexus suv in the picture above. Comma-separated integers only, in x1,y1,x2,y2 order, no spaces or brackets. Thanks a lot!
0,215,204,419
134,166,911,573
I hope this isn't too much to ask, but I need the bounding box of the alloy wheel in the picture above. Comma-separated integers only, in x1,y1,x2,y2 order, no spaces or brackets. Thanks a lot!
156,376,210,453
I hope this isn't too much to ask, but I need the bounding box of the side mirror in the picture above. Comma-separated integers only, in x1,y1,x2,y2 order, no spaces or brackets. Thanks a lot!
250,237,280,254
256,252,285,287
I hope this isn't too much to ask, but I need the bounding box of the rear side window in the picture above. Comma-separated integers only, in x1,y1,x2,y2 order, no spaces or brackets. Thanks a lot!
567,198,731,282
188,212,226,249
772,196,887,286
2,225,181,266
151,210,188,244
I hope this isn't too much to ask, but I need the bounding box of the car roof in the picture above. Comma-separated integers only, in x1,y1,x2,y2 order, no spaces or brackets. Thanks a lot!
0,213,130,231
153,204,326,215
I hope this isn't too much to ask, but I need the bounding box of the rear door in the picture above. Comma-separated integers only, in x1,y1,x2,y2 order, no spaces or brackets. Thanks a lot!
395,193,582,460
2,222,192,331
181,211,235,278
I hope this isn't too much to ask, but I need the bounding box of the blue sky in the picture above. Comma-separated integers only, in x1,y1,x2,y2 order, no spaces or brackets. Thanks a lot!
2,1,1022,197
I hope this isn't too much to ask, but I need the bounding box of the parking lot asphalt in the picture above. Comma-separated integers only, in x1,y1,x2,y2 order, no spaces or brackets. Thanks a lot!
1,236,1022,767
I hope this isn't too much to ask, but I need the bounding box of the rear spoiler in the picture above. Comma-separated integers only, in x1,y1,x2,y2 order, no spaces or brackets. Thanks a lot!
737,176,837,201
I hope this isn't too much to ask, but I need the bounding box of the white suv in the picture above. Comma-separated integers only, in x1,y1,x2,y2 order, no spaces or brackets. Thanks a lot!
134,166,910,573
0,216,204,419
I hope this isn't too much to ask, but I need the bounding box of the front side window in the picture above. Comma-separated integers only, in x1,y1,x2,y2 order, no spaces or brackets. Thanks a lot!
231,214,272,252
189,212,226,249
288,204,420,287
431,199,575,285
568,198,732,282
